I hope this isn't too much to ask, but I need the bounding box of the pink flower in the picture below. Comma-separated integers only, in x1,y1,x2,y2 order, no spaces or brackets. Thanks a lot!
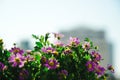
54,40,64,46
95,66,105,76
26,50,32,54
107,64,114,73
68,37,80,46
86,61,96,72
53,33,64,39
41,47,55,53
82,42,90,51
8,54,25,68
91,51,101,61
58,70,68,80
44,58,59,70
63,48,72,54
9,47,24,55
25,55,34,62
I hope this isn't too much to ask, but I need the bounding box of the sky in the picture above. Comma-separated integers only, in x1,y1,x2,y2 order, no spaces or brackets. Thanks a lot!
0,0,120,78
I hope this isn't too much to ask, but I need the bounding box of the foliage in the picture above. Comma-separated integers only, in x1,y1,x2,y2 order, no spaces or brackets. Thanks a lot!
0,33,114,80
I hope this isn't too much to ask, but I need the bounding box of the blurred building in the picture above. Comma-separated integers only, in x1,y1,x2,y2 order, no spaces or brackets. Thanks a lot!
60,27,113,67
19,40,32,50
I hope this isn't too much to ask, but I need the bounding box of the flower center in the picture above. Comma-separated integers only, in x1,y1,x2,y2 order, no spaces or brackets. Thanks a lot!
85,44,88,48
88,64,92,69
15,58,20,63
49,61,54,66
96,68,101,73
52,51,58,55
47,50,52,53
14,49,19,53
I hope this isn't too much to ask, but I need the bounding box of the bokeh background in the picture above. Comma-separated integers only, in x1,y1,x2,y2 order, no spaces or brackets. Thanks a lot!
0,0,120,79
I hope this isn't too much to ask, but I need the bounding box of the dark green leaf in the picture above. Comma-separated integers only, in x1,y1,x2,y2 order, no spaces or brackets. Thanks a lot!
36,42,43,49
32,34,39,39
45,33,50,42
84,54,91,60
84,38,90,42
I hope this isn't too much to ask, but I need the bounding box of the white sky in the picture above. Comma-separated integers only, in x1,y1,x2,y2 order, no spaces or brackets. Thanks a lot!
0,0,120,78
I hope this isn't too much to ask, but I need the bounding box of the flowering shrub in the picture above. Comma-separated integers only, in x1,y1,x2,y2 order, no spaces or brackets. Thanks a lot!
0,33,114,80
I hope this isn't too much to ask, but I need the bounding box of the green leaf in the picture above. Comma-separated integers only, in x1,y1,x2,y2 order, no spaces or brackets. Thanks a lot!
36,42,43,49
45,33,50,42
84,38,90,42
32,34,39,39
35,53,41,61
84,54,91,60
90,41,93,47
43,67,49,72
6,51,11,57
39,35,44,42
